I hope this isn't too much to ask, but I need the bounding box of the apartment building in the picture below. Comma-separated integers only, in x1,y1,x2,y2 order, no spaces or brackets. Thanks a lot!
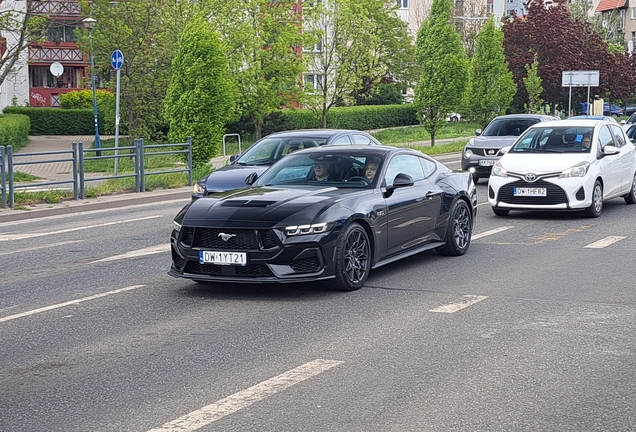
0,0,89,110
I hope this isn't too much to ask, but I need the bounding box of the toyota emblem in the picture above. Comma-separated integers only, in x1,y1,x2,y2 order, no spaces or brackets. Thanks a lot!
524,173,537,182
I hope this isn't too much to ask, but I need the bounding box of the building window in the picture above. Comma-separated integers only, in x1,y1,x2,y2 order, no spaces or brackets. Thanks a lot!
632,7,636,19
30,66,83,88
46,22,80,43
304,74,323,93
303,36,323,53
487,3,494,13
397,0,408,7
304,0,322,7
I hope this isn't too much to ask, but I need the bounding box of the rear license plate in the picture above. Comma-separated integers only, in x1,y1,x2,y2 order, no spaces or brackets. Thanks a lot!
199,251,247,266
514,187,547,197
478,159,496,166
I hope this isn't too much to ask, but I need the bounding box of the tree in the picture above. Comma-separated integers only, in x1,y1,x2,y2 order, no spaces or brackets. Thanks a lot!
414,0,468,146
0,2,48,96
164,16,235,167
304,0,415,127
219,0,308,140
523,53,544,114
501,0,635,113
464,16,516,128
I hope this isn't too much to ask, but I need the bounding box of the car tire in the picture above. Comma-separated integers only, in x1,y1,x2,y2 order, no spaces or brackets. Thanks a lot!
327,222,371,291
436,199,472,256
492,207,509,216
584,180,603,218
624,173,636,204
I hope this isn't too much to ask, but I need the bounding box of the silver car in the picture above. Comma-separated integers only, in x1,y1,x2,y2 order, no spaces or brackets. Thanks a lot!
461,113,560,183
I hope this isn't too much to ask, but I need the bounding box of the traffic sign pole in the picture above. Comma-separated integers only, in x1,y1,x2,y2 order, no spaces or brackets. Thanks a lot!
111,50,124,175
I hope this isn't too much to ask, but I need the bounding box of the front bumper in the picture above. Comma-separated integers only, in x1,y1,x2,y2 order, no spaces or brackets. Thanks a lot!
169,226,339,284
488,175,591,211
461,150,502,177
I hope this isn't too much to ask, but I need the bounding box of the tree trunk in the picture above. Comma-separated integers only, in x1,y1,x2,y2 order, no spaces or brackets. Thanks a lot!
254,121,262,140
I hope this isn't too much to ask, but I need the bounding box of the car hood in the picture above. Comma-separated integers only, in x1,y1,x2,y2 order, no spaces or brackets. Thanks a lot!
183,186,369,228
499,153,590,173
203,165,270,193
472,136,519,149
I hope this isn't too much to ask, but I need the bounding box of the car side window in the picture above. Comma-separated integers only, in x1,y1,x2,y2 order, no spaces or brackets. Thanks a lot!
598,126,614,149
384,155,425,187
609,124,626,148
351,134,373,145
420,157,437,178
332,135,352,145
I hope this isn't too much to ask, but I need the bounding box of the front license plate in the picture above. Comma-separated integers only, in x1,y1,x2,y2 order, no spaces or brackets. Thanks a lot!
514,187,547,197
478,159,496,166
199,250,247,266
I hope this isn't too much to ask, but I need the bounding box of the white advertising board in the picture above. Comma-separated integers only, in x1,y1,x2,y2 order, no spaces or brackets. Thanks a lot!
562,70,600,87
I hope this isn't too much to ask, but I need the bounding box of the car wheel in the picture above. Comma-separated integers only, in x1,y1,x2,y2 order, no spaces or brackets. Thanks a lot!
327,222,371,291
492,207,509,216
584,180,603,218
436,200,472,256
624,173,636,204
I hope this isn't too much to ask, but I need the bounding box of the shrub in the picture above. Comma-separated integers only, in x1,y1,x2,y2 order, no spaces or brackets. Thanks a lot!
0,114,30,151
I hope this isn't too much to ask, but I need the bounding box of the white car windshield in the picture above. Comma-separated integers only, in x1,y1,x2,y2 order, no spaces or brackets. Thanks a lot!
510,126,595,154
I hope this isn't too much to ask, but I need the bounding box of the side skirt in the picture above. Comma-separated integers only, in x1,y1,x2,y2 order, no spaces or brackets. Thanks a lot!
372,241,445,270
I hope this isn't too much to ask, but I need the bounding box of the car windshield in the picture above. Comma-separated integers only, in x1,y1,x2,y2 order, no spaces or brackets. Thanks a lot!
510,126,595,154
482,118,541,137
255,152,383,188
237,137,328,166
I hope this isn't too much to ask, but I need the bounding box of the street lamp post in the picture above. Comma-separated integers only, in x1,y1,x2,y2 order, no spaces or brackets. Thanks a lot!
83,17,101,156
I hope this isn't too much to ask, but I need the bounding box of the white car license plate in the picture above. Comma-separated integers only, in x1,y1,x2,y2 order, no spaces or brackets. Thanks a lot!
514,187,547,197
199,250,247,266
478,159,496,166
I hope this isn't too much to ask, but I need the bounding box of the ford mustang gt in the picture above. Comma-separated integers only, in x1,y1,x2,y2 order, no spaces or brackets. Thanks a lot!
170,145,476,291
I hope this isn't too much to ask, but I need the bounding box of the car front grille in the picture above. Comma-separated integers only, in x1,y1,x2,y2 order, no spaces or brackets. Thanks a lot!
473,148,502,157
184,262,274,277
497,179,568,205
181,228,279,250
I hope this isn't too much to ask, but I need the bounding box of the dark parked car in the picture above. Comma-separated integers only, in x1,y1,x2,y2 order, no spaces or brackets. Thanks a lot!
192,129,381,199
579,102,623,117
461,113,560,182
170,145,477,291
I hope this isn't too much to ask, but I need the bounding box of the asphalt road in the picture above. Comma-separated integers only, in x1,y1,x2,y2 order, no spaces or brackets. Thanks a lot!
2,154,636,431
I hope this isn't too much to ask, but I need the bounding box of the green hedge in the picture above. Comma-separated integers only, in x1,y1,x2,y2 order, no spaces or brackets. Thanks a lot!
2,106,107,135
228,104,419,137
60,90,119,135
0,114,30,151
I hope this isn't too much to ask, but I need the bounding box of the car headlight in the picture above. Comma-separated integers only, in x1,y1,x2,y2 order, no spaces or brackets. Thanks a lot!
559,162,589,178
193,183,206,195
491,164,507,178
173,220,182,233
464,149,473,158
284,222,331,236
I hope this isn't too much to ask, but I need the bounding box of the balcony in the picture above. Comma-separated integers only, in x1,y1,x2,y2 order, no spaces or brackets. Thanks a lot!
29,45,84,63
31,0,81,17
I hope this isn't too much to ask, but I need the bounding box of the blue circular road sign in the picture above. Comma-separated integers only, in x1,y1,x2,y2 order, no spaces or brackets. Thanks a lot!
111,50,124,70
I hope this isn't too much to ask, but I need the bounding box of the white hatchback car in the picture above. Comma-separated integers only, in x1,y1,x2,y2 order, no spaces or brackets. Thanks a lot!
488,119,636,217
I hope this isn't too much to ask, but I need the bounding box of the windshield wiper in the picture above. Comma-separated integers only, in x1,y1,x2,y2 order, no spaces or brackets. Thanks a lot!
514,148,563,153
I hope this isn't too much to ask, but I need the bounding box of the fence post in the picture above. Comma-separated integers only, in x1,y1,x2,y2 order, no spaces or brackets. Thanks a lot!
134,139,140,193
7,145,14,208
72,142,78,201
0,146,5,209
187,136,193,186
78,142,85,199
139,138,146,192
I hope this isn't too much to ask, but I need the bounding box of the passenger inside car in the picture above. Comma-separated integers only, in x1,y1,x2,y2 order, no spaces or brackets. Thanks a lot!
364,157,380,182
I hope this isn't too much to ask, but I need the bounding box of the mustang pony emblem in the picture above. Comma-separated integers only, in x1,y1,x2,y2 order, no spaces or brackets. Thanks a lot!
218,233,237,242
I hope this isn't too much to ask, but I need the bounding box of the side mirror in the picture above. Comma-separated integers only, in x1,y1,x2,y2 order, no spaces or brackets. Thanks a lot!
621,120,626,125
392,173,414,188
245,172,259,185
229,154,239,163
602,145,620,156
475,129,482,136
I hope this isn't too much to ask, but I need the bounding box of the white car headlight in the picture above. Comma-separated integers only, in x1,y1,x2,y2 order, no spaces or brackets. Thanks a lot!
285,222,330,236
193,183,206,195
559,162,589,178
173,221,182,233
464,149,473,158
491,164,508,178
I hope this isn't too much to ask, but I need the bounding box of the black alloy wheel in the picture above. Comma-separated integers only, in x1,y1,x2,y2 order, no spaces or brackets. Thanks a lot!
437,199,472,256
328,222,371,291
584,180,603,218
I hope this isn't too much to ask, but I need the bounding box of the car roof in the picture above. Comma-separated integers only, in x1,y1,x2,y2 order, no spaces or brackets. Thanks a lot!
531,119,612,128
290,144,409,158
491,114,558,121
567,115,617,122
264,129,371,138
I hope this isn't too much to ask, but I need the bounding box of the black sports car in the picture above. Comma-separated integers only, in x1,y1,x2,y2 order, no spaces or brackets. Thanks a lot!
170,145,477,291
192,129,381,199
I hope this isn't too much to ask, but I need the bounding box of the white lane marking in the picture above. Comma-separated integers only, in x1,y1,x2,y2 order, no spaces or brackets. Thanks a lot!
147,359,345,432
584,236,625,248
429,295,488,313
472,226,513,240
90,244,170,263
0,285,145,323
0,216,162,242
0,240,83,256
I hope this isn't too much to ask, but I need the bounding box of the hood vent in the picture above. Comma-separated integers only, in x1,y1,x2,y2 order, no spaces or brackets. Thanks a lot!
221,200,275,207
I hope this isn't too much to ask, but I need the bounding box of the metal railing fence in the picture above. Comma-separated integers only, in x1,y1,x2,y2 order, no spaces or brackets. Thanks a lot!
0,136,192,209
